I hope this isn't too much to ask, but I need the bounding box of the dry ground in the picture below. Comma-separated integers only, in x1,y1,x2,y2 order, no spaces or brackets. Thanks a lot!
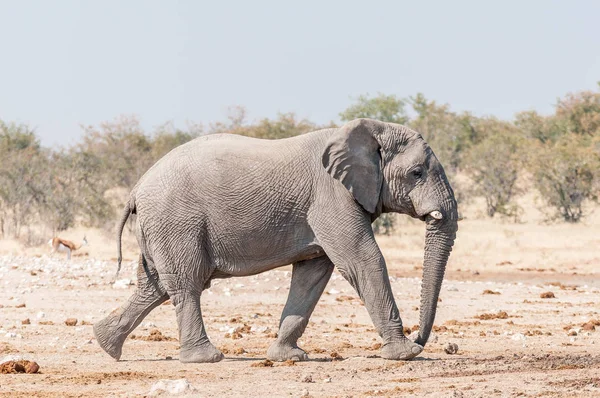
1,204,599,397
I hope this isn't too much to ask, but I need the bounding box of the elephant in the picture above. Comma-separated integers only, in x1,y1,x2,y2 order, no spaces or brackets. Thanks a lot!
93,118,458,364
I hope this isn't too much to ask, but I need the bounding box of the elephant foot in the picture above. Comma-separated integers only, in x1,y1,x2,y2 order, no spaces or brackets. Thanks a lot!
93,317,126,360
180,343,224,363
381,338,423,360
266,342,309,362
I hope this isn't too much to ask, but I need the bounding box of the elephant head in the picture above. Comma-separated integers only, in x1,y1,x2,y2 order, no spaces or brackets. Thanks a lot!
323,118,458,347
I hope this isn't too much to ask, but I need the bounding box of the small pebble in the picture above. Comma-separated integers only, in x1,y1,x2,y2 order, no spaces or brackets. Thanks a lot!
444,343,459,354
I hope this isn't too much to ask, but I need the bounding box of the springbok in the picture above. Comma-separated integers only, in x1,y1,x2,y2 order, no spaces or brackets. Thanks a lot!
48,235,88,260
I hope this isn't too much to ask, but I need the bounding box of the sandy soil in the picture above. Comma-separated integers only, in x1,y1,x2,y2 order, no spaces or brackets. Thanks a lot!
1,213,599,397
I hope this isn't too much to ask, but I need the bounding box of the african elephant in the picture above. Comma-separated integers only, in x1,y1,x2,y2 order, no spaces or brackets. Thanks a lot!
93,118,458,363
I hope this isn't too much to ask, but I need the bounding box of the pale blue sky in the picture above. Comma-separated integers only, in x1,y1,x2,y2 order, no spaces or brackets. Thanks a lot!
1,0,599,146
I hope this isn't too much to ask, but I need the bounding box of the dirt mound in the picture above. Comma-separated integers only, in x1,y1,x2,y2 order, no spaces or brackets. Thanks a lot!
0,360,40,374
130,329,176,342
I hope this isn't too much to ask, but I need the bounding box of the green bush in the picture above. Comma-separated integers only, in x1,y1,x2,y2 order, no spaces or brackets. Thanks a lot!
529,135,598,222
463,119,524,219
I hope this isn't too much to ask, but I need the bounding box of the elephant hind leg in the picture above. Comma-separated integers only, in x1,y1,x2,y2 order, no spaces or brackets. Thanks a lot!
267,255,334,362
94,254,168,360
169,289,223,363
157,256,223,363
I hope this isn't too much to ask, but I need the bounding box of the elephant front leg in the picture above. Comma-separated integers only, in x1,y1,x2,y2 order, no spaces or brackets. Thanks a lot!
94,255,169,360
339,260,423,360
267,256,334,362
311,212,423,360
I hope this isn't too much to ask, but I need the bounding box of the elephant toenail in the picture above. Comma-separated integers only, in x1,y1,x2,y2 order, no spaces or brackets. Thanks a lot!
412,346,422,355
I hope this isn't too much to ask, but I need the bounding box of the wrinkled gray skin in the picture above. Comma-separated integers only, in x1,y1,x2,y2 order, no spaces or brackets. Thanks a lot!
93,119,458,363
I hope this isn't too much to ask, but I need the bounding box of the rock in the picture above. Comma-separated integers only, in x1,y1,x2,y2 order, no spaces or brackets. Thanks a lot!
540,291,555,299
476,311,508,320
148,379,195,396
444,343,459,354
511,333,526,341
447,285,459,292
36,311,45,319
429,332,439,343
582,322,596,331
65,318,78,326
482,289,501,295
131,329,176,342
251,359,274,367
21,318,30,325
0,360,40,374
301,374,313,383
112,279,133,289
1,354,23,363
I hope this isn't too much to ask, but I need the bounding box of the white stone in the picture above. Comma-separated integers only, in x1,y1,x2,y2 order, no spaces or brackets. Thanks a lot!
148,379,195,396
112,279,132,289
1,354,23,362
511,333,526,341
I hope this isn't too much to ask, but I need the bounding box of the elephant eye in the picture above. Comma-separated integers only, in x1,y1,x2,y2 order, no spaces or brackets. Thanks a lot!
411,168,423,179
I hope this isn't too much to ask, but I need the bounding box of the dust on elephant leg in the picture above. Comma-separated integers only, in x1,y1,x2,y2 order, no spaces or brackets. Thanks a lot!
94,255,168,360
267,256,334,362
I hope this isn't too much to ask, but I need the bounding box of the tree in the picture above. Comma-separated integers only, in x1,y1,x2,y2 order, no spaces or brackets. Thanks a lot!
556,90,600,137
514,110,562,144
0,121,45,238
519,89,600,222
529,135,598,222
464,118,524,219
79,115,153,191
151,121,203,160
339,93,408,125
210,106,324,139
409,93,478,173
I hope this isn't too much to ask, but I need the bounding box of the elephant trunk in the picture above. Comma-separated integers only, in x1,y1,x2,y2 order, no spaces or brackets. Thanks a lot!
414,198,457,347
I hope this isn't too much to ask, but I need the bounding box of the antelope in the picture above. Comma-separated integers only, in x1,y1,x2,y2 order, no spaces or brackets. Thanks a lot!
48,235,88,260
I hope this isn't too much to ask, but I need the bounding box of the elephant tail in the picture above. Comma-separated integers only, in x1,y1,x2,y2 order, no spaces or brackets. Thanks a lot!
114,196,135,281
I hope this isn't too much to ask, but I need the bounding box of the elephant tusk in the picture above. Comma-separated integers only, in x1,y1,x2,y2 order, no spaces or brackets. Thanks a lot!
429,211,443,220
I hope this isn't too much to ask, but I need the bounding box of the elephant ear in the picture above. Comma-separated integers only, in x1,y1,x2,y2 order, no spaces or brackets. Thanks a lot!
321,119,383,214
